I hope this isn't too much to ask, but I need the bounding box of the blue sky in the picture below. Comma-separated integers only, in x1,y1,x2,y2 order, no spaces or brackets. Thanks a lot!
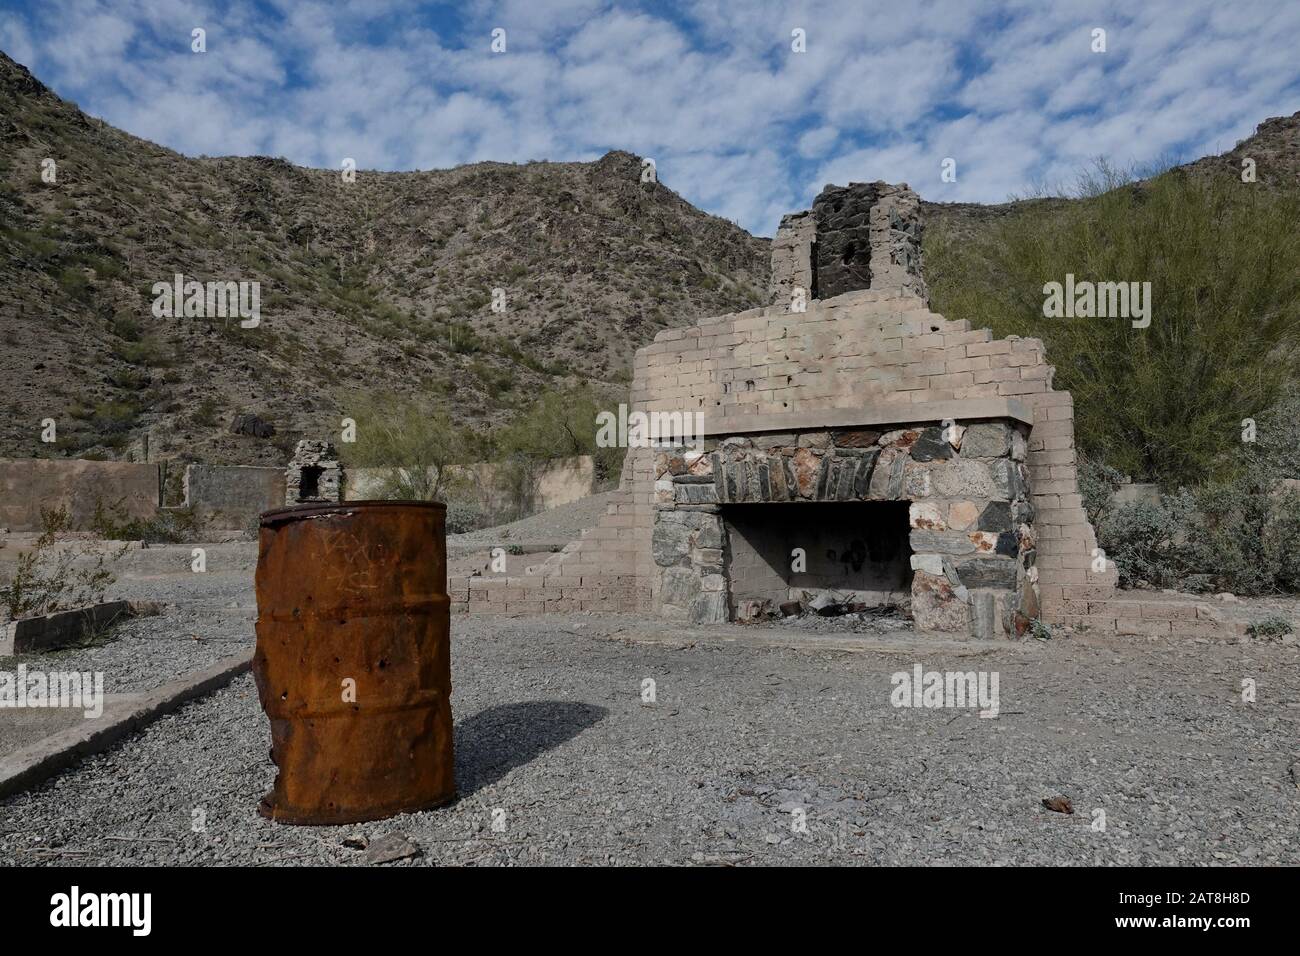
2,0,1298,236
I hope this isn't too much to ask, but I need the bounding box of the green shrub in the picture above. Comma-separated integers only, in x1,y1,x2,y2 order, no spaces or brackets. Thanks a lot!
1098,482,1300,595
1243,384,1300,480
1099,494,1199,590
445,502,487,534
493,383,626,485
56,267,92,300
1186,477,1276,595
341,393,467,501
0,507,122,622
191,397,220,428
1078,456,1125,527
91,400,139,432
1246,615,1294,639
91,498,202,543
107,367,150,390
1262,490,1300,592
928,165,1300,486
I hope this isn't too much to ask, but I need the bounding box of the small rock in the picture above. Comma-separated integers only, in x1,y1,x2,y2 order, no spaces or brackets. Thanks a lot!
764,834,781,845
230,412,275,439
342,835,368,850
1042,796,1074,815
361,832,422,865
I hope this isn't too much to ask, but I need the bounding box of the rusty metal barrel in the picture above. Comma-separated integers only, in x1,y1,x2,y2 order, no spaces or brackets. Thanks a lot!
253,500,454,825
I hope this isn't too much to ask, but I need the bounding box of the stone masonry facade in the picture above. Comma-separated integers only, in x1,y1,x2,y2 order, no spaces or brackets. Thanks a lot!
446,182,1242,640
649,416,1037,638
810,181,927,302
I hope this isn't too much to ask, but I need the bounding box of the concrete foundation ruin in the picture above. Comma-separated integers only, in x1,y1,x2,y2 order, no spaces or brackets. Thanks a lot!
447,182,1235,640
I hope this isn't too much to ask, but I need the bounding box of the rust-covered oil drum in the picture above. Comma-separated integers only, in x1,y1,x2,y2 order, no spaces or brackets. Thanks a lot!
253,500,454,825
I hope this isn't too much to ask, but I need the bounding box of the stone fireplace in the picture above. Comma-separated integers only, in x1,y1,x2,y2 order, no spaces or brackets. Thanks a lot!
649,401,1037,637
449,177,1235,644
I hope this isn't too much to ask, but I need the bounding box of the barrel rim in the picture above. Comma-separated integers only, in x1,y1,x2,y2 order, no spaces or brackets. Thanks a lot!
259,499,447,526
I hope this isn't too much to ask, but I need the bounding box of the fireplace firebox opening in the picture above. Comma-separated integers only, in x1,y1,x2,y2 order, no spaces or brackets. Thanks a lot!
723,501,912,622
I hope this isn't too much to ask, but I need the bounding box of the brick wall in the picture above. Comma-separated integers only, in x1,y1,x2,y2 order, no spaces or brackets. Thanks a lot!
448,286,1239,637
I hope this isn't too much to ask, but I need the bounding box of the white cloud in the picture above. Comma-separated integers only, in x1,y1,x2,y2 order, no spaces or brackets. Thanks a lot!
0,0,1297,234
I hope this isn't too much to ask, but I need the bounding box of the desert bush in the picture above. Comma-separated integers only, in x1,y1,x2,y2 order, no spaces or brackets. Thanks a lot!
928,165,1300,486
342,393,466,501
444,502,487,534
1262,490,1300,592
190,397,220,428
491,452,540,522
91,400,139,433
1098,481,1300,595
91,498,202,544
56,266,91,300
1247,615,1295,639
1099,494,1199,590
1,507,122,622
494,384,626,485
1243,384,1300,480
1078,456,1125,527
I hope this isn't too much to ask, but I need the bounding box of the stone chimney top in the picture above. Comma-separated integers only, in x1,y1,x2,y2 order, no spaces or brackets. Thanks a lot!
769,180,927,307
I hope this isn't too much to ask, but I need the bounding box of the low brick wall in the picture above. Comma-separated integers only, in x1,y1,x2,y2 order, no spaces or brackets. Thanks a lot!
0,459,160,532
447,573,644,615
184,464,284,529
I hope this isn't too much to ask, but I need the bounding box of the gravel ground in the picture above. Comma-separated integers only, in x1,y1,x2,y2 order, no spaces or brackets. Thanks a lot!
3,613,1298,866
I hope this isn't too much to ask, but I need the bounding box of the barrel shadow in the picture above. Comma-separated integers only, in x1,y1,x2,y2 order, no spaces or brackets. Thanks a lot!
453,701,607,797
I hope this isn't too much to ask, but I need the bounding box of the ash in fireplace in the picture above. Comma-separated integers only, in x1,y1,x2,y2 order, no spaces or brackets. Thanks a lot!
737,593,913,633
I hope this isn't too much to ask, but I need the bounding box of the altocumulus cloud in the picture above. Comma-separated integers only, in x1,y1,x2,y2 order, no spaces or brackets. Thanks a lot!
1,0,1297,235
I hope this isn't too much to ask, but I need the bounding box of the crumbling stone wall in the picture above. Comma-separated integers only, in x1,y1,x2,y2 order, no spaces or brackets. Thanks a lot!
0,458,160,531
285,440,343,504
768,210,816,306
770,182,927,305
812,181,927,301
445,186,1240,639
184,464,284,528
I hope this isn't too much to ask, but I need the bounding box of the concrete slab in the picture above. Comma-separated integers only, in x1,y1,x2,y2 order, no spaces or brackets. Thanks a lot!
1,599,160,655
0,650,252,799
693,399,1034,437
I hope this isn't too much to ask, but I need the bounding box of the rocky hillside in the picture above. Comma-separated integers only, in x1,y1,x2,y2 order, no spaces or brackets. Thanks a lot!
2,45,1295,469
922,109,1300,242
0,51,768,465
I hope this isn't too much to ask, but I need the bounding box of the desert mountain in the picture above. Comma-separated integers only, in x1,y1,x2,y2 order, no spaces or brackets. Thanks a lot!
2,48,1296,467
0,50,767,465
